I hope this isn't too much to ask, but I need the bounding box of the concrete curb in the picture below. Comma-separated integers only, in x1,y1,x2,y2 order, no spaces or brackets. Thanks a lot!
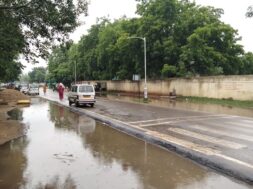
40,96,253,185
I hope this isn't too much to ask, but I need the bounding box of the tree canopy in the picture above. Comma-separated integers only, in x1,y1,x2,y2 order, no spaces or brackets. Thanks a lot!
46,0,253,84
0,0,88,81
28,67,47,83
246,6,253,17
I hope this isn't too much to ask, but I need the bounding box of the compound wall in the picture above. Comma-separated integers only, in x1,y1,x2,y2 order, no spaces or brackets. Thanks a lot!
105,75,253,100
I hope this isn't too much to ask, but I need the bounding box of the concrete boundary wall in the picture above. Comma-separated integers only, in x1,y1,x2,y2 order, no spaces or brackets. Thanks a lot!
103,75,253,101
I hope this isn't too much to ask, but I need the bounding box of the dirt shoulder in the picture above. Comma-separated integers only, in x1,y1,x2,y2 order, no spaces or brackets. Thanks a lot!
0,89,30,145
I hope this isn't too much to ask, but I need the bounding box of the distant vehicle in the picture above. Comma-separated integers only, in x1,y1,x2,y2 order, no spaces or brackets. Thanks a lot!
0,83,5,91
14,84,21,91
20,84,29,94
27,84,39,95
52,83,57,91
6,83,15,89
68,84,96,107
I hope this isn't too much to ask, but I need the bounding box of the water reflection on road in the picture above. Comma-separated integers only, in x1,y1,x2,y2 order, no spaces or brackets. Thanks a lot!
0,98,252,189
102,94,253,118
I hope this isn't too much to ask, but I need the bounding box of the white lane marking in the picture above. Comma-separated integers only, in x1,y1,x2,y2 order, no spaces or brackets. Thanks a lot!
190,120,253,134
217,154,253,170
168,128,246,149
127,115,230,124
242,120,253,124
190,125,253,142
146,130,219,155
138,116,234,127
77,107,149,132
140,121,175,127
207,122,253,134
86,111,253,170
225,122,253,129
147,131,253,170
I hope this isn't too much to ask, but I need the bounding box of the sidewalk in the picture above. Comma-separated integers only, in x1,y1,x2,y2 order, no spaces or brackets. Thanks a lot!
40,89,253,184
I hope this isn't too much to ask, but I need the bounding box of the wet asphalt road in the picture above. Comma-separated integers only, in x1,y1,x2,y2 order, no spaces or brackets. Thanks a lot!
39,89,253,184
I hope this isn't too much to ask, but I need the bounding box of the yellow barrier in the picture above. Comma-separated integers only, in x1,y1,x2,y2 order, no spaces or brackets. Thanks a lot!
17,100,31,104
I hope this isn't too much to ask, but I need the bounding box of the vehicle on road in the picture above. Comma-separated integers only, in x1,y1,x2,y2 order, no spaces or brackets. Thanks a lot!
20,84,29,94
68,84,96,107
27,84,39,95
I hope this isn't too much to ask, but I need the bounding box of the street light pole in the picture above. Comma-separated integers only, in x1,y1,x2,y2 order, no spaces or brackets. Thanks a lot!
75,59,77,84
143,37,147,100
128,36,148,100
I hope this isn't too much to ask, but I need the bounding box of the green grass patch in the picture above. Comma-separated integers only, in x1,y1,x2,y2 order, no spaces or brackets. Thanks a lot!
178,96,253,109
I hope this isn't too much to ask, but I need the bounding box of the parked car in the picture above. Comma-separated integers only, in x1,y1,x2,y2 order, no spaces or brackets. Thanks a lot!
14,84,21,91
68,84,96,107
20,84,29,94
27,84,39,95
0,83,6,90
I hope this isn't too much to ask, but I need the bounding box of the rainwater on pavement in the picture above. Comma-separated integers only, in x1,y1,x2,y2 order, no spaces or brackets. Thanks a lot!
102,94,253,118
0,98,252,189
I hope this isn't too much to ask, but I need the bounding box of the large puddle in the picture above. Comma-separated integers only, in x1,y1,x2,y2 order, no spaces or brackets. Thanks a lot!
0,98,252,189
103,94,253,118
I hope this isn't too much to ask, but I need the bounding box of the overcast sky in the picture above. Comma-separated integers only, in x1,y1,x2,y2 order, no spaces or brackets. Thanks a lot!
22,0,253,73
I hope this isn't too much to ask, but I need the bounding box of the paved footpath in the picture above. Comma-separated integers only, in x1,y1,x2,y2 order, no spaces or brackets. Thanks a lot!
40,89,253,184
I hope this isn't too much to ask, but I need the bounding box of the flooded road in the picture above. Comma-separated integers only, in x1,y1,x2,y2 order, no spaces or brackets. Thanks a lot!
0,98,252,189
103,94,253,118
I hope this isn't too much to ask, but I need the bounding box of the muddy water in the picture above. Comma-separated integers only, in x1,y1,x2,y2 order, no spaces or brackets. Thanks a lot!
104,94,253,118
0,98,252,189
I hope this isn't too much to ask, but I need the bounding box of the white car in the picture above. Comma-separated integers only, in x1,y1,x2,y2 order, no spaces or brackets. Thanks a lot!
20,84,29,94
68,84,96,107
27,84,39,95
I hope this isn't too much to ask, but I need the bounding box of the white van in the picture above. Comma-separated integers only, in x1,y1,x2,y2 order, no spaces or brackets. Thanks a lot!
27,84,39,95
68,84,96,107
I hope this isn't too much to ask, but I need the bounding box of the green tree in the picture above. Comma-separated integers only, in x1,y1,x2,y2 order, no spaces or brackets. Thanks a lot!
68,44,79,82
136,0,180,78
47,42,73,85
0,0,88,81
246,6,253,17
161,64,177,78
0,9,24,82
47,0,249,82
0,61,23,82
19,74,30,83
179,23,244,76
77,25,99,80
239,52,253,74
28,67,47,83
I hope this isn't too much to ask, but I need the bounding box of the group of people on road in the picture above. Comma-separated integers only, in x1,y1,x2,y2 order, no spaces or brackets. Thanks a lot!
42,82,65,101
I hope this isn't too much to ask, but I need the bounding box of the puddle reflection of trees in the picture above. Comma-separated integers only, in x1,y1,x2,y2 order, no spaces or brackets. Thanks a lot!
106,94,253,117
48,103,95,134
7,108,23,121
83,124,210,189
0,137,28,189
35,175,76,189
48,103,210,189
0,124,77,189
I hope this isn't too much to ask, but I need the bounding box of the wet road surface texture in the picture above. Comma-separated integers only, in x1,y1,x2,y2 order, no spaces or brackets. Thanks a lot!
0,98,252,189
40,89,253,184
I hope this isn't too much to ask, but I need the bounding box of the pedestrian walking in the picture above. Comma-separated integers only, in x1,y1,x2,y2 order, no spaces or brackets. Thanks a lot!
43,83,47,95
58,83,65,100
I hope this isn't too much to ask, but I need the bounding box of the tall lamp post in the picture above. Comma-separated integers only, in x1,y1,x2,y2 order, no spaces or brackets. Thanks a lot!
75,59,77,84
73,55,77,85
128,36,148,100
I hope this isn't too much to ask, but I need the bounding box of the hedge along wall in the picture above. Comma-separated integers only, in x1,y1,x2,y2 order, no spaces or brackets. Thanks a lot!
105,75,253,101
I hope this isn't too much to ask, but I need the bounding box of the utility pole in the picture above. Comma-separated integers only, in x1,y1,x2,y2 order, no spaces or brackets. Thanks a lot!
128,36,148,100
